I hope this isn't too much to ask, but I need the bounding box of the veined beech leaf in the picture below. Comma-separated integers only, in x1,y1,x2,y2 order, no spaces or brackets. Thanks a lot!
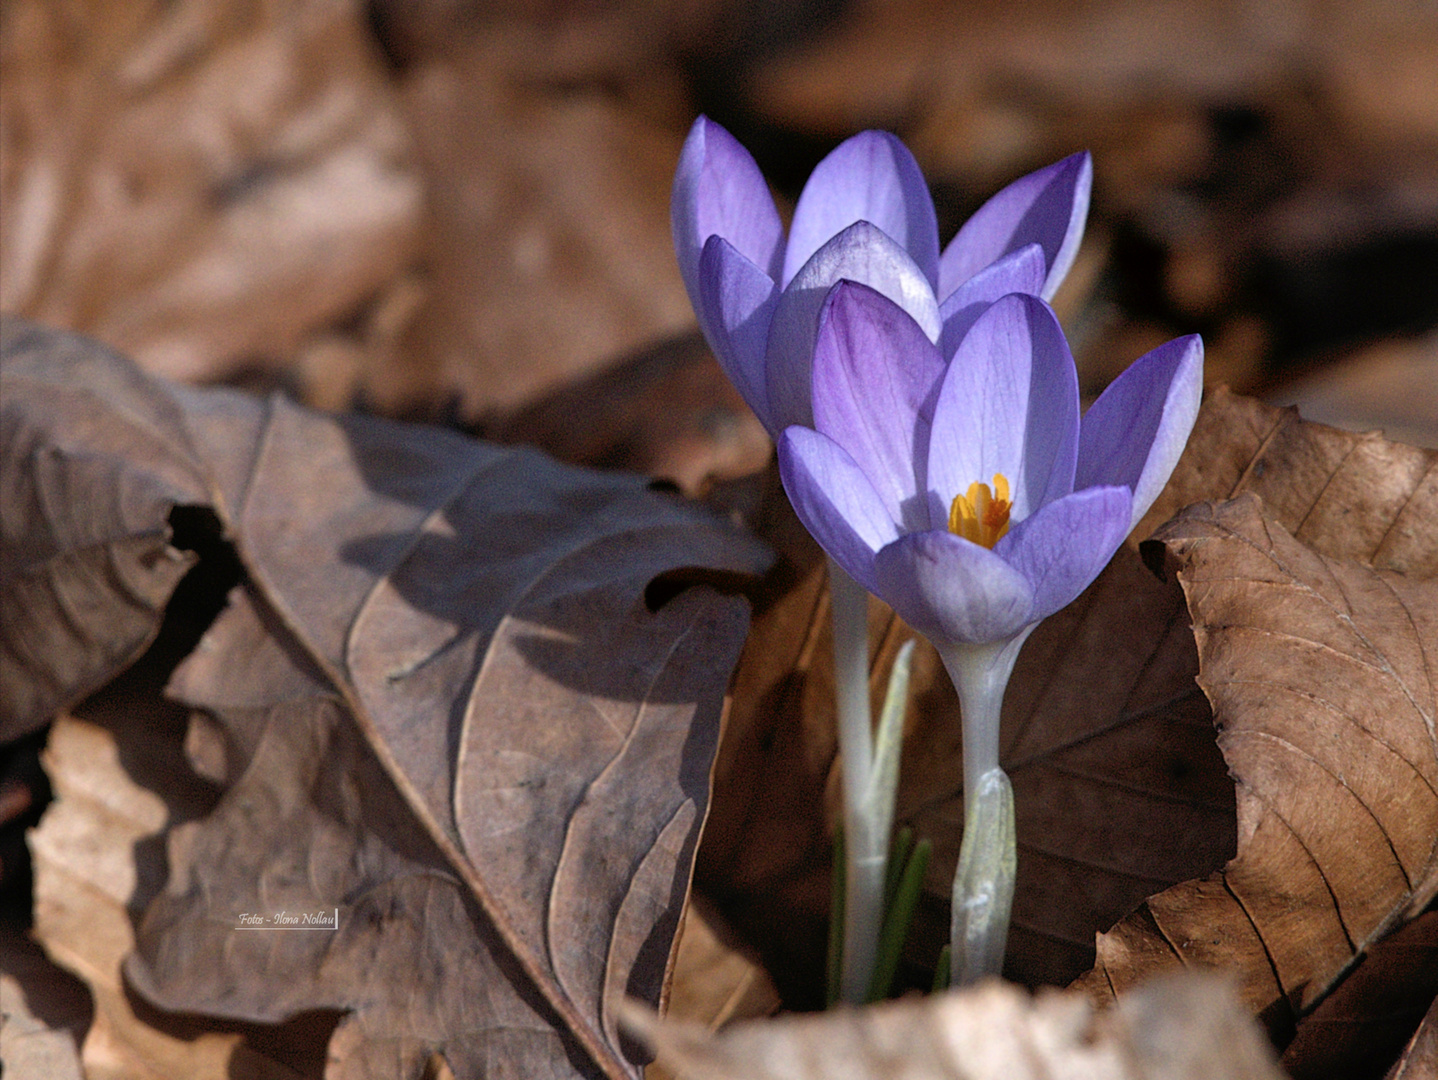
1078,493,1437,1039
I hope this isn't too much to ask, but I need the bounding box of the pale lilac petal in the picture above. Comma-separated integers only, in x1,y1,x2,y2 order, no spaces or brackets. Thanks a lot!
926,294,1079,526
874,530,1035,646
996,485,1132,621
782,131,941,290
766,221,941,431
1075,335,1204,532
696,236,781,433
672,116,784,309
937,243,1046,362
810,282,946,532
777,426,902,592
938,152,1092,302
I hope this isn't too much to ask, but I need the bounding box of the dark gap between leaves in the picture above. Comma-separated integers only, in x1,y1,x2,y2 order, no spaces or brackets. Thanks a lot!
644,566,765,613
162,505,247,670
0,505,243,922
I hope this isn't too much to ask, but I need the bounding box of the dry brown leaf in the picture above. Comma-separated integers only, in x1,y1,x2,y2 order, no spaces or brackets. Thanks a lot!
390,11,705,420
0,0,421,387
660,898,780,1035
643,897,780,1080
623,972,1285,1080
491,331,772,499
30,707,304,1080
0,320,208,741
1078,495,1438,1035
3,318,771,1079
1267,332,1438,452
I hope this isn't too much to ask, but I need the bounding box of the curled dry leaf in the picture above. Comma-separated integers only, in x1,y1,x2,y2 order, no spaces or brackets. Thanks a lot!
622,971,1285,1080
1,319,208,740
1,318,771,1080
0,0,422,387
1078,494,1438,1040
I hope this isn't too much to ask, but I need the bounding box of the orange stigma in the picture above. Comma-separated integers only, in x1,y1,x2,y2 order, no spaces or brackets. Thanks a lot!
948,474,1012,549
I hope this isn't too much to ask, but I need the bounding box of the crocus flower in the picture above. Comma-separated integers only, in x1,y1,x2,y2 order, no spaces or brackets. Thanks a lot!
671,115,1092,438
778,283,1202,656
777,281,1201,983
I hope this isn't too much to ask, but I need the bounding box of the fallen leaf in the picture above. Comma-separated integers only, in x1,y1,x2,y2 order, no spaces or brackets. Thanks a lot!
3,318,771,1079
1079,494,1438,1039
1265,331,1438,451
389,8,711,419
0,0,422,387
660,898,780,1033
643,896,780,1080
0,319,208,741
490,331,772,499
622,971,1285,1080
30,706,302,1079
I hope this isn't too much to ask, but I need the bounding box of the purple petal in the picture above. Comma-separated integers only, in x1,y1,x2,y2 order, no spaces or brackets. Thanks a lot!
937,244,1046,362
996,485,1132,621
777,426,902,593
672,116,784,310
810,281,946,532
926,294,1078,526
766,221,941,431
696,236,781,433
782,131,941,291
1074,335,1204,532
874,530,1035,646
938,152,1092,302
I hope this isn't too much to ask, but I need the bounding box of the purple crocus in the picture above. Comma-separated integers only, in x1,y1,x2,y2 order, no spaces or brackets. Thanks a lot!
778,283,1202,655
671,116,1092,438
776,281,1201,983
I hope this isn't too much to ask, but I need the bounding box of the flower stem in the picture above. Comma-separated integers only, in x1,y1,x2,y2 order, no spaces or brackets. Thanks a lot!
937,635,1029,985
950,766,1015,984
829,559,885,1005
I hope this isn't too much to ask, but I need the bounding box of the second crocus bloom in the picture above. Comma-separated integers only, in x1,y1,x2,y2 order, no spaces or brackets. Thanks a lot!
670,116,1092,438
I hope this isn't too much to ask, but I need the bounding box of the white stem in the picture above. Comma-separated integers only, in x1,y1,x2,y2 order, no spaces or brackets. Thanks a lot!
868,639,915,855
938,634,1030,985
950,766,1016,984
829,559,885,1005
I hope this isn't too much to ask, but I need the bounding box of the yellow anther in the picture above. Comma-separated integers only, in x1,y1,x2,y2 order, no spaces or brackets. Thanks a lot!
948,473,1012,549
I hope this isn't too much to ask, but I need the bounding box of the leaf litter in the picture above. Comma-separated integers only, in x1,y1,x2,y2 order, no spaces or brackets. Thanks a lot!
2,316,770,1079
5,328,1438,1075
